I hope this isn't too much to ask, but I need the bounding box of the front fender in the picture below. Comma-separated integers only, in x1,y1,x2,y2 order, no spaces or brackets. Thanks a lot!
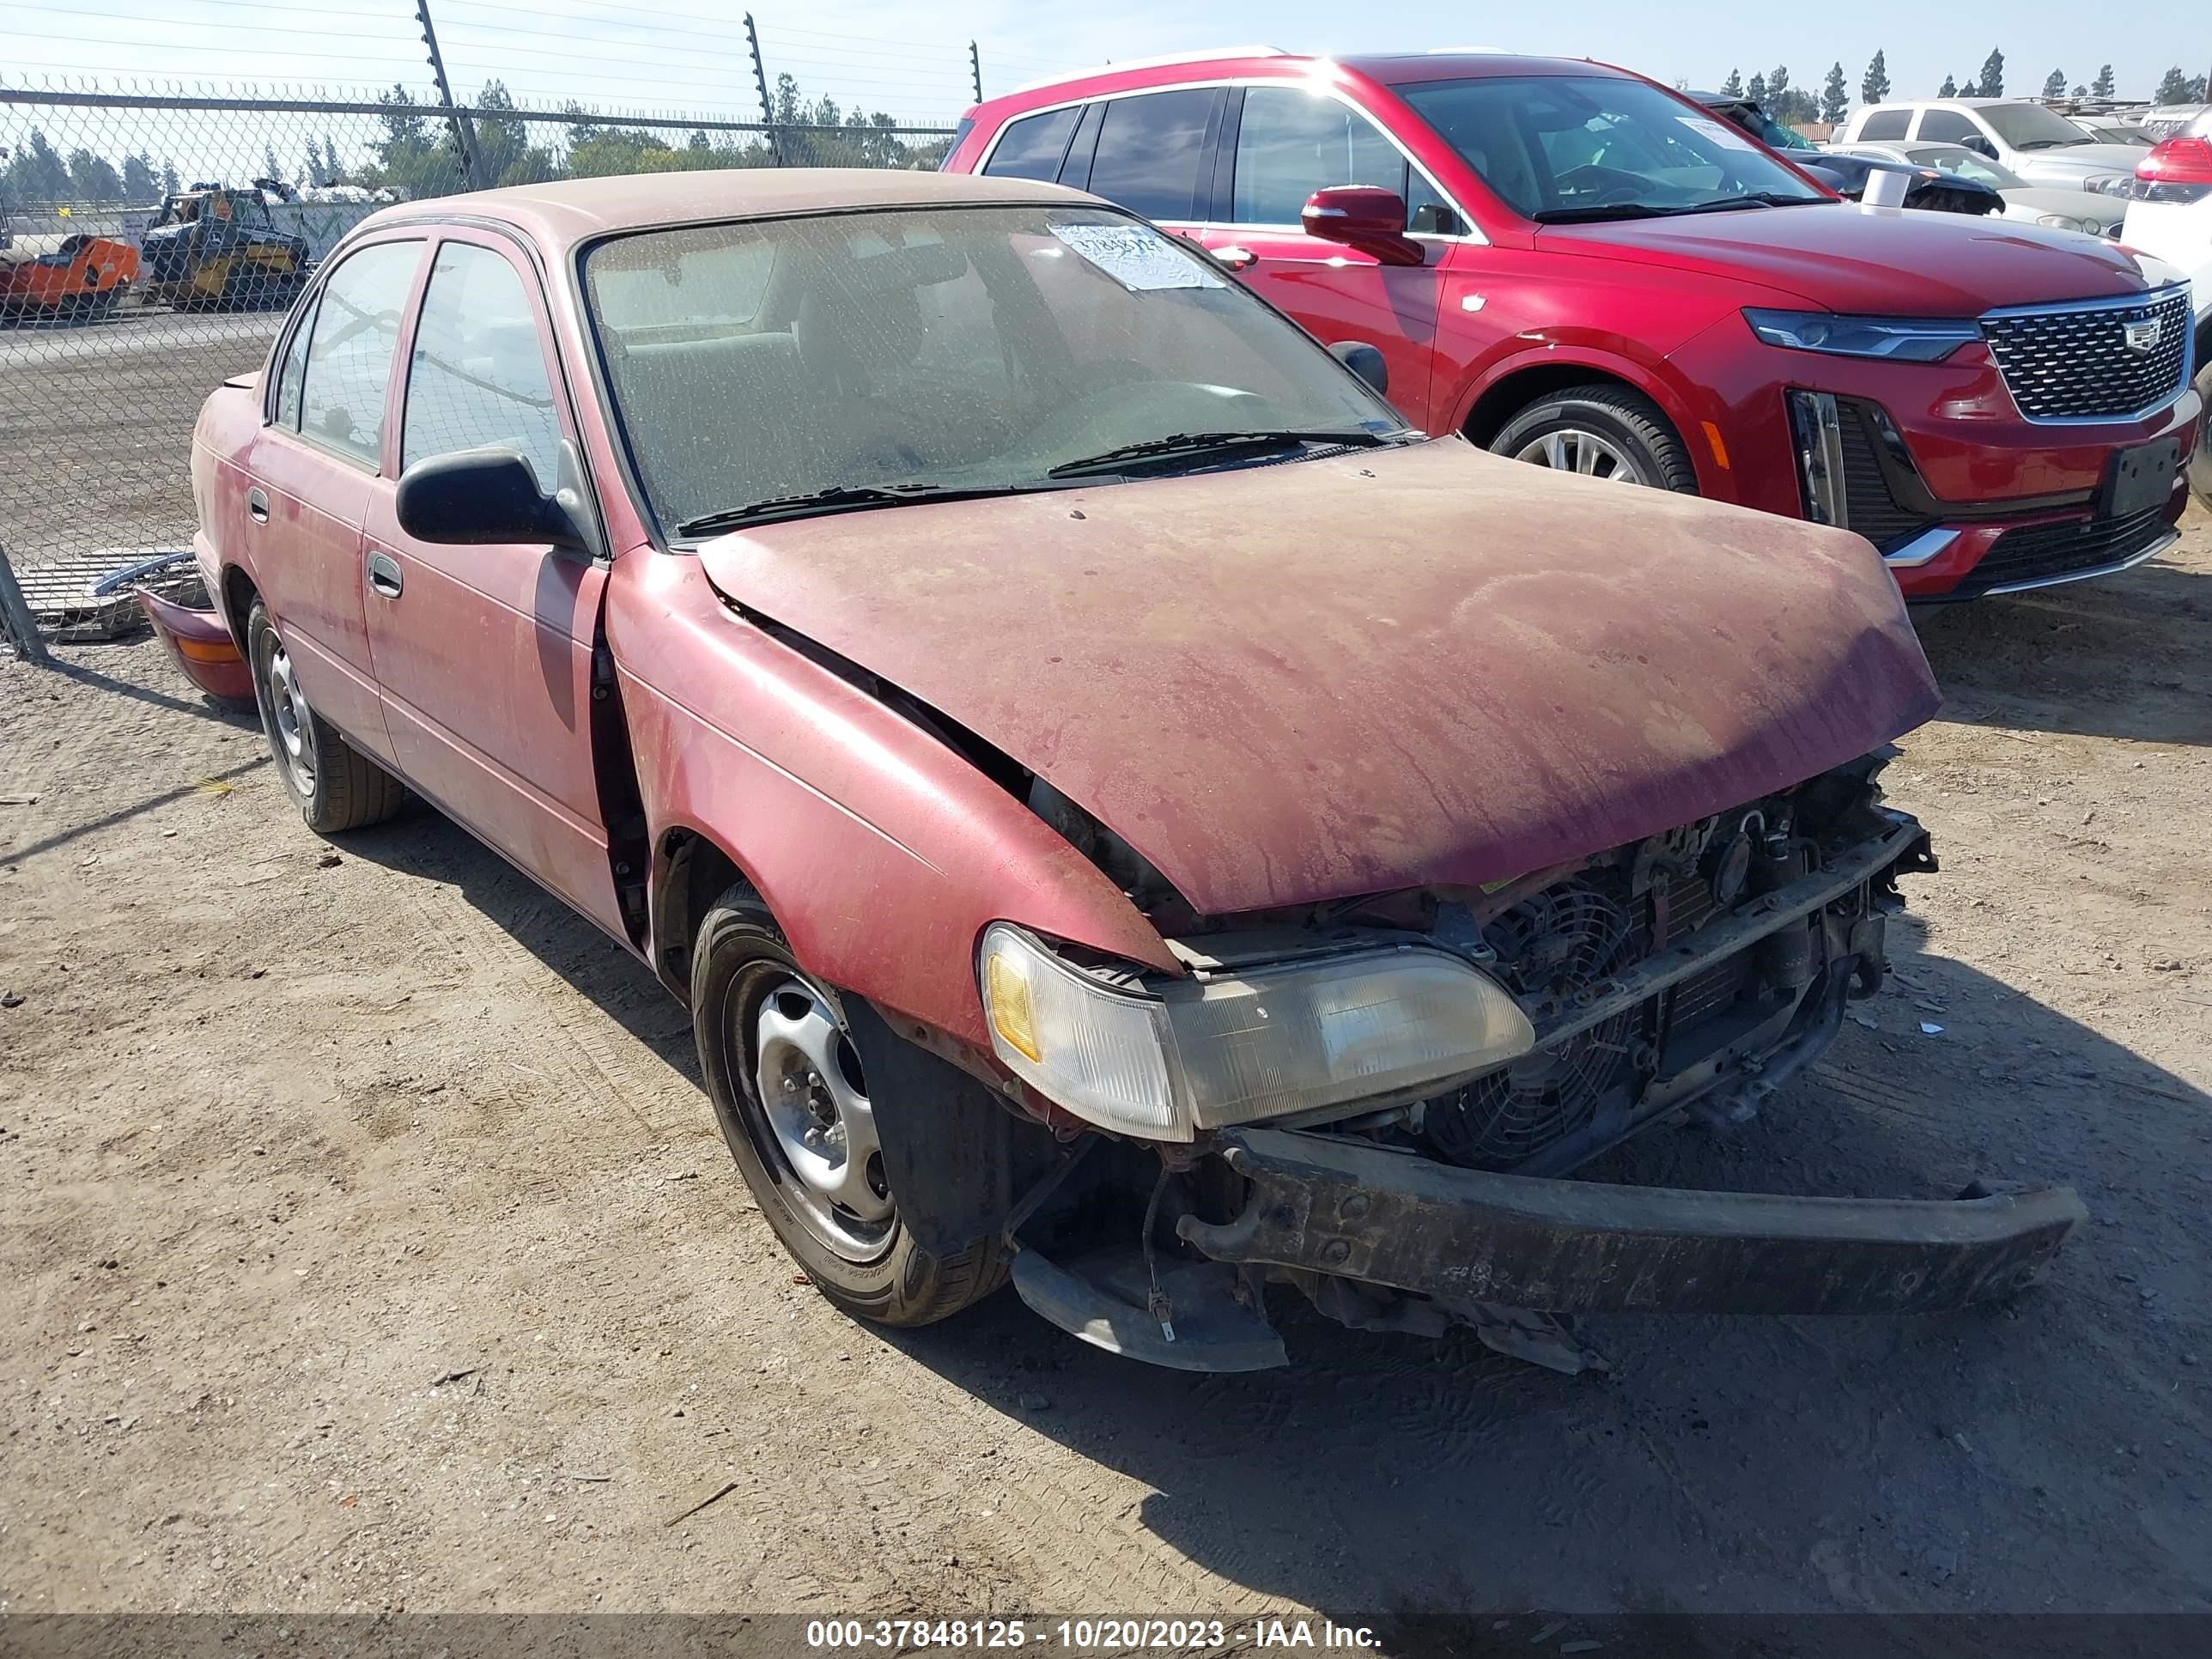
609,550,1176,1050
1448,338,1731,496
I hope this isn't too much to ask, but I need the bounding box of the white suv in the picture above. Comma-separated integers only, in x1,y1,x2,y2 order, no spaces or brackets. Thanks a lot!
1838,100,2142,195
2122,136,2212,507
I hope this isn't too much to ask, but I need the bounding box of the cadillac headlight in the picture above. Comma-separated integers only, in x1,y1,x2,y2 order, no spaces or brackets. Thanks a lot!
1745,309,1981,362
979,922,1536,1141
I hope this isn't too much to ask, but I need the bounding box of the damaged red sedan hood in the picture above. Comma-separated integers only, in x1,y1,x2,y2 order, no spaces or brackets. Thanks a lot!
698,437,1939,917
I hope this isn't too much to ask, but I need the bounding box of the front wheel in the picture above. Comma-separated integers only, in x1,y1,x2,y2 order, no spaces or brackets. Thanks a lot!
1490,383,1698,492
692,888,1009,1327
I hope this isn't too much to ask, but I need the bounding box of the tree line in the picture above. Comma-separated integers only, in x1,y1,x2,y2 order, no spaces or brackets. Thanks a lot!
1,74,949,212
1719,50,2208,122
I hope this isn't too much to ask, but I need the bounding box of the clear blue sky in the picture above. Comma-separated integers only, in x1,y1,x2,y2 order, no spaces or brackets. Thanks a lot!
3,0,2203,127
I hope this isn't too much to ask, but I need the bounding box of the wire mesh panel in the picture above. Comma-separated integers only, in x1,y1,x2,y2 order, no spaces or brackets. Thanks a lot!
0,80,954,625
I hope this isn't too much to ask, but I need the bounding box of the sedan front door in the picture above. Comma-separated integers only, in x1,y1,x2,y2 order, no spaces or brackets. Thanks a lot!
1200,85,1447,430
357,231,624,941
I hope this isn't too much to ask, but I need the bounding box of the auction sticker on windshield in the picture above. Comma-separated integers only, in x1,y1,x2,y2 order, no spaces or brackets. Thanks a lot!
1677,114,1759,151
1049,222,1224,291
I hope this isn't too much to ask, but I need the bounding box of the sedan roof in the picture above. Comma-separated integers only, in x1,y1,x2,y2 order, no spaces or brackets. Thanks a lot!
353,167,1095,249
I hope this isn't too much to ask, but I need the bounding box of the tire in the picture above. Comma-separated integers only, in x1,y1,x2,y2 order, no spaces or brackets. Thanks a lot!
1490,383,1698,492
245,599,406,834
692,886,1009,1327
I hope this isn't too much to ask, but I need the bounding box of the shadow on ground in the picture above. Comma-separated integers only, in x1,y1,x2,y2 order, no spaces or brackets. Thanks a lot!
340,798,2212,1618
1916,555,2212,746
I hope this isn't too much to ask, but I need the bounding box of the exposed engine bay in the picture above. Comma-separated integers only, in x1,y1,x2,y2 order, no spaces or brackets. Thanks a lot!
1146,749,1928,1177
988,750,2073,1379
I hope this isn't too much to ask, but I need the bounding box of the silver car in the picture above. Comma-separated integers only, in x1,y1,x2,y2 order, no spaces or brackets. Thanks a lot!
1827,141,2126,236
1838,99,2142,194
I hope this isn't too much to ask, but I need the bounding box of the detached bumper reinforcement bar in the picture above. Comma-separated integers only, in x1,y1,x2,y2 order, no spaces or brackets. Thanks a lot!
1176,1128,2085,1316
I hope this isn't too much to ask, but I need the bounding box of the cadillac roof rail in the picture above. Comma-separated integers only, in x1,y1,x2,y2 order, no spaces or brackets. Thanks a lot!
1008,46,1291,94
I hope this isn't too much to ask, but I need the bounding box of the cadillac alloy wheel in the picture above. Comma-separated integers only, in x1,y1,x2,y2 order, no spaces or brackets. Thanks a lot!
1512,426,1650,483
1489,384,1700,495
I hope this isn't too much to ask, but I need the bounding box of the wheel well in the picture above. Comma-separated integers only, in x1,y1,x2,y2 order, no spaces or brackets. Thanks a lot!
653,827,746,999
219,564,259,652
1462,364,1667,449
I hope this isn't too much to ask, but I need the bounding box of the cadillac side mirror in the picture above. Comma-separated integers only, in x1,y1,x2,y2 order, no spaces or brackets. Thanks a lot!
395,444,590,553
1330,340,1389,398
1301,185,1425,267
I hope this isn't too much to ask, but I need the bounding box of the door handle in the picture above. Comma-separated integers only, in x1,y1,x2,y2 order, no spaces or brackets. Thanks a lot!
366,550,404,599
1212,246,1258,270
246,487,269,524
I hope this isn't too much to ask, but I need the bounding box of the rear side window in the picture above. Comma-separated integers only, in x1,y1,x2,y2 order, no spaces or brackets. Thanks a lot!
1231,86,1405,225
1086,89,1222,222
298,240,422,468
1917,110,1980,145
1857,108,1911,140
401,241,562,489
983,106,1081,180
272,296,316,428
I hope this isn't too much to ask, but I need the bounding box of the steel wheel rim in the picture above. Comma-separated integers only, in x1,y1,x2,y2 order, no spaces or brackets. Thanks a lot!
736,971,893,1261
1514,427,1648,484
259,634,317,797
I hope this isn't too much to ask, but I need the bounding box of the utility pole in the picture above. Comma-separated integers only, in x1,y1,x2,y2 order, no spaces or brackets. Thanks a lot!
414,0,481,190
745,13,780,165
969,41,983,105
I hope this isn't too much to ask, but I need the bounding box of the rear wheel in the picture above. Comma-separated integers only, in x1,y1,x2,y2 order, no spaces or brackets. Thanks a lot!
246,599,406,833
1490,384,1698,492
692,888,1008,1327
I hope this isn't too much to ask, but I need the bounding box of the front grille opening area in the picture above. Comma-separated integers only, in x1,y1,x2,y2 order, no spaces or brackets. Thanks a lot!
1980,289,2192,422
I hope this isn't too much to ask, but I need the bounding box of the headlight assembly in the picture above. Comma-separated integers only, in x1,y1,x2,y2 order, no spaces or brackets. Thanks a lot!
978,922,1536,1141
1745,309,1981,362
2035,212,2098,234
2082,174,2134,197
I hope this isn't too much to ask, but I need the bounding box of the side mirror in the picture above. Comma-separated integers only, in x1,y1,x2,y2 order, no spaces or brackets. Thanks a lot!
395,444,589,552
1962,136,1996,159
1301,186,1425,267
1329,340,1389,398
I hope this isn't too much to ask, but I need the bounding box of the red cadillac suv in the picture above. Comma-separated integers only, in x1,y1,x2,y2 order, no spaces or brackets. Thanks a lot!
943,50,2201,600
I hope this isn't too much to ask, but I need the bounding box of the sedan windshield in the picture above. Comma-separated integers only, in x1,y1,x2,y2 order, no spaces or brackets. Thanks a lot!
1900,144,2027,188
582,204,1407,536
1399,75,1830,222
1979,102,2095,151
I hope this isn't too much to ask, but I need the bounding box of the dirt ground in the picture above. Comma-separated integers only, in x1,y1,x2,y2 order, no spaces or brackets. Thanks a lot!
3,510,2210,1627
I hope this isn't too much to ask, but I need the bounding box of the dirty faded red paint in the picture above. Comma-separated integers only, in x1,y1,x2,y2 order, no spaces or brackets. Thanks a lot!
698,435,1941,917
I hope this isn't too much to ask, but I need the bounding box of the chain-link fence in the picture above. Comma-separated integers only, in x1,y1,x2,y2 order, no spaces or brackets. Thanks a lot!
0,70,964,653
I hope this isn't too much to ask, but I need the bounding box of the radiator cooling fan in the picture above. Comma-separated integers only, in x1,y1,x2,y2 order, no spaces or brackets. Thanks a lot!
1419,878,1640,1170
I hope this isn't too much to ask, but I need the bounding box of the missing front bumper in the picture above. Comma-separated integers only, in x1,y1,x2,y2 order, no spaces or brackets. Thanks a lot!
1176,1127,2084,1317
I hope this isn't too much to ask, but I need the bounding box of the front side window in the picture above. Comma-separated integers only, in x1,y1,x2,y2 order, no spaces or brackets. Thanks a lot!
1397,75,1829,222
1085,89,1221,222
297,239,422,468
584,204,1407,538
1979,102,2096,151
1231,85,1406,224
1917,110,1982,147
401,241,562,488
982,106,1082,181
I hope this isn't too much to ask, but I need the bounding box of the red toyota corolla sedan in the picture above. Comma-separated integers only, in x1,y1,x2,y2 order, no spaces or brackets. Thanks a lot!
179,170,2080,1374
943,50,2201,601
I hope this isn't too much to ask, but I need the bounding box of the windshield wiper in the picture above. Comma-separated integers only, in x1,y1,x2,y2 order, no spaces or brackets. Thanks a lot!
676,482,1054,536
1676,191,1825,213
1045,428,1395,479
1530,202,1669,223
1535,192,1820,223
